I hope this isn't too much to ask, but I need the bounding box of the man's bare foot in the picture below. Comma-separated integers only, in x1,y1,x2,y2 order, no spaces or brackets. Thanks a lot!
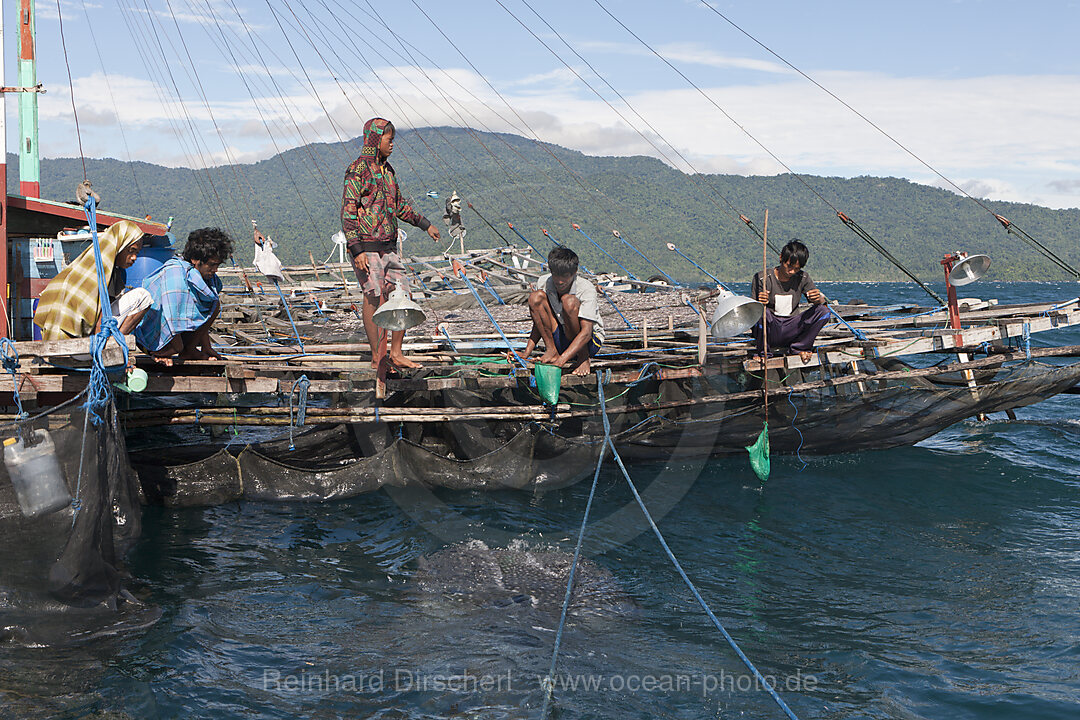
570,359,591,376
150,354,174,367
178,348,209,361
799,350,814,363
388,352,421,369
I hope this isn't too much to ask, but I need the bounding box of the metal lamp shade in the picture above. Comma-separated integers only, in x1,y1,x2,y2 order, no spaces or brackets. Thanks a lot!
948,254,991,286
373,283,426,331
710,289,764,339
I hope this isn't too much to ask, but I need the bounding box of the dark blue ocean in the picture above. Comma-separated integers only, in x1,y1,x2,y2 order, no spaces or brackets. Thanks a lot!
3,281,1079,719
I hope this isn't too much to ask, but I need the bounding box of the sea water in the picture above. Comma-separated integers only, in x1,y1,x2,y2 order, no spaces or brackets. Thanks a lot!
1,282,1079,719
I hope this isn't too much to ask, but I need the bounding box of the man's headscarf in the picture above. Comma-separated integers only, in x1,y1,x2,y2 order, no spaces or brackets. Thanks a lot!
360,118,394,163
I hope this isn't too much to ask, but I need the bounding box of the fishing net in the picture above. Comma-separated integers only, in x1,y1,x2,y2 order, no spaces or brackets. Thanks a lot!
127,359,1080,506
0,397,144,611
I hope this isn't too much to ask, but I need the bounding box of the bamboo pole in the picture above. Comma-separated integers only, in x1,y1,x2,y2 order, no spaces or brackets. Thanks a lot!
111,343,1080,428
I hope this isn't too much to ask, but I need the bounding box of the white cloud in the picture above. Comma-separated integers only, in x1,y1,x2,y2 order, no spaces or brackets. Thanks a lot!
35,0,103,22
127,1,265,34
655,42,793,75
576,39,791,75
29,62,1080,209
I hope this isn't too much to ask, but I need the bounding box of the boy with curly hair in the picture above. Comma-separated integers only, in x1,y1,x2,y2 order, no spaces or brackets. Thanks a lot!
136,227,233,365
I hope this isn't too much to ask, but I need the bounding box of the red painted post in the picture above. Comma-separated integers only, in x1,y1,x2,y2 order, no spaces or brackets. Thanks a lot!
0,6,9,338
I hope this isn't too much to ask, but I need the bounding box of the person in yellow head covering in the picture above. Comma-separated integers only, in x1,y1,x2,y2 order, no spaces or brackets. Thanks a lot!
33,220,154,340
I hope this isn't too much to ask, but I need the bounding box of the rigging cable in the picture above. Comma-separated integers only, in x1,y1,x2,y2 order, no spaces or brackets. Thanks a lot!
590,0,942,303
304,0,564,245
76,0,145,209
503,0,774,256
223,0,345,199
164,0,259,225
336,0,610,246
125,0,237,229
54,0,87,181
198,0,326,241
409,0,654,254
697,0,1079,279
114,1,226,223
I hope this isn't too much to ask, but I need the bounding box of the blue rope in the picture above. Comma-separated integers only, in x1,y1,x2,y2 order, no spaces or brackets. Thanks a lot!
668,243,723,286
572,225,639,281
0,338,27,425
456,270,529,371
597,381,802,720
505,222,548,256
1041,296,1079,316
539,228,564,249
539,372,609,720
439,327,460,353
481,276,506,305
1023,322,1031,360
824,304,868,341
307,292,328,321
272,279,305,351
611,230,677,285
81,197,127,425
785,387,807,471
288,374,310,451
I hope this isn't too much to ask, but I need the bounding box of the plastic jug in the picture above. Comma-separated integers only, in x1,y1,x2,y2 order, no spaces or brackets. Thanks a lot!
3,430,71,518
116,367,148,393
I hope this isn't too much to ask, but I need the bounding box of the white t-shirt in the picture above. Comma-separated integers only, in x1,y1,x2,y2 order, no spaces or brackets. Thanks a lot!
535,273,606,343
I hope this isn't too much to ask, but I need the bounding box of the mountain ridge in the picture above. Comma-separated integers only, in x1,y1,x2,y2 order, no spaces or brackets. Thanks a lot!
9,126,1079,284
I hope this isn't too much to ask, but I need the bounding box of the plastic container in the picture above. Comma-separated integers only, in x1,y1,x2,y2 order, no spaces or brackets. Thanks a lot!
126,233,177,289
534,363,562,405
116,367,148,393
3,430,71,518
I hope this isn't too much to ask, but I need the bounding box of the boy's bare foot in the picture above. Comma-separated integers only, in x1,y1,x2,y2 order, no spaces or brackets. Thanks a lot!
388,352,421,369
799,350,814,363
570,359,591,376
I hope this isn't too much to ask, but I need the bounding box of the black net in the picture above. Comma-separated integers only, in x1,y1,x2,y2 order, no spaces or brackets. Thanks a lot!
128,360,1080,506
0,398,145,613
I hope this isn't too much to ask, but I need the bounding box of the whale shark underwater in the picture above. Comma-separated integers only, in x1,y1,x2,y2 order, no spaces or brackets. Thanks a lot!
414,541,635,615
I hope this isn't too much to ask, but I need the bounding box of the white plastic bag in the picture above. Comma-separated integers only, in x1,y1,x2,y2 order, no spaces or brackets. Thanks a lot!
254,235,284,282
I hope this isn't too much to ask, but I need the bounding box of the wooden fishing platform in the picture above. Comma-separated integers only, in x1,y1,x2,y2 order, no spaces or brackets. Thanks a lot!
2,246,1078,434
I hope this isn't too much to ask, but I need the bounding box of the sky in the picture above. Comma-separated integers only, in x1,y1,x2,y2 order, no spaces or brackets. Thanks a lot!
7,0,1080,210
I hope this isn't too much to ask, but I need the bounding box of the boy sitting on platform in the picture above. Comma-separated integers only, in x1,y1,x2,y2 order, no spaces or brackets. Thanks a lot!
513,247,605,376
135,227,233,366
751,239,830,364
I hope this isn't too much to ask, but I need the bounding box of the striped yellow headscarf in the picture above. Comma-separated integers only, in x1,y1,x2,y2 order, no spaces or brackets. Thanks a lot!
33,220,146,340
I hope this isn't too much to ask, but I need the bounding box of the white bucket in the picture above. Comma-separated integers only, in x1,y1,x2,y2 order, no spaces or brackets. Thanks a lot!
4,430,71,517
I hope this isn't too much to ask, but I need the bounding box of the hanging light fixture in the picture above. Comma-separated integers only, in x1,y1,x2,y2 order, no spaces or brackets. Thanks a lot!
710,287,764,339
373,281,426,331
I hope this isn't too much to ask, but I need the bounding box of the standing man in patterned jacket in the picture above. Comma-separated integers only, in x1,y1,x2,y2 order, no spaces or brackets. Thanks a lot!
341,117,440,369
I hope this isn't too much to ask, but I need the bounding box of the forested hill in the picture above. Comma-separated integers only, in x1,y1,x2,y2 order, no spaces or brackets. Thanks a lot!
11,126,1080,283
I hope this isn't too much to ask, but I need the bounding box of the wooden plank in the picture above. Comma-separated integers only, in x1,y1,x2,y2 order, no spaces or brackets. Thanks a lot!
15,334,135,358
